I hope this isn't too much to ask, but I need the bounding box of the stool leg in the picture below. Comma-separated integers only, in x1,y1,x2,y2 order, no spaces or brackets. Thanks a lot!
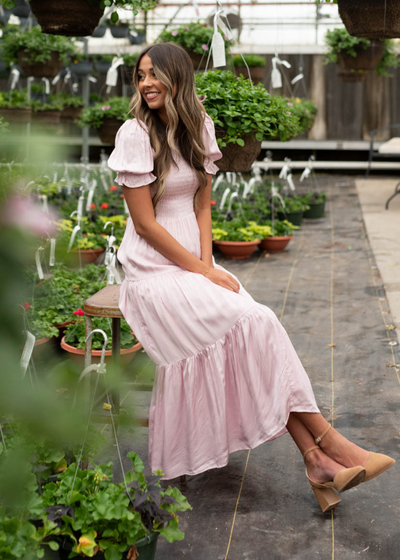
84,316,93,409
180,475,187,485
112,317,121,415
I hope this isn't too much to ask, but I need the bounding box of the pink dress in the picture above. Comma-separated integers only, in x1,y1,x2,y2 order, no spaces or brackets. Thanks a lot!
108,114,319,479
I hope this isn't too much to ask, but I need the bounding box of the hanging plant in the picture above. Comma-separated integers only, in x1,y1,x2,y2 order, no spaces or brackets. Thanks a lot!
0,0,158,37
325,28,400,82
317,0,400,40
195,70,301,172
0,90,32,122
3,26,76,78
78,96,131,145
232,54,266,84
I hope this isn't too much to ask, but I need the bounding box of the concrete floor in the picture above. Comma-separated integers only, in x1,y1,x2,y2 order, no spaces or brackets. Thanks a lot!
98,177,400,560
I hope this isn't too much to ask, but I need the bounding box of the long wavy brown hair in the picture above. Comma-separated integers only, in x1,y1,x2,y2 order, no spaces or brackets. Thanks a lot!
129,42,208,215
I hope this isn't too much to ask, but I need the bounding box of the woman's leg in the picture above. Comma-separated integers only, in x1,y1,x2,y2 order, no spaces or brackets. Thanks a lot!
286,413,349,483
292,412,369,468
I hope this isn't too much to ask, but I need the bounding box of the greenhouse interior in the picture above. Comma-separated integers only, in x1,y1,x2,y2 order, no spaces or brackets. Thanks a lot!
0,0,399,559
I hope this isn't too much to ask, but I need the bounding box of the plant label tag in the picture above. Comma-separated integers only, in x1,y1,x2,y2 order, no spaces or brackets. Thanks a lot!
212,174,224,192
106,57,124,88
271,66,282,89
10,68,20,90
300,167,311,182
49,238,56,267
77,195,84,220
219,187,231,210
68,225,81,252
212,32,226,68
20,331,35,376
287,173,295,191
40,195,49,214
35,247,44,280
42,77,50,94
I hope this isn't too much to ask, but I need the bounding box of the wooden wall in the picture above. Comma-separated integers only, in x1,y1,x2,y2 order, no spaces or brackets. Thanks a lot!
263,54,400,141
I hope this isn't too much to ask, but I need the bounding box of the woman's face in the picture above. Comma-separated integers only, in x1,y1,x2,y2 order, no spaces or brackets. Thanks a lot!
138,54,168,113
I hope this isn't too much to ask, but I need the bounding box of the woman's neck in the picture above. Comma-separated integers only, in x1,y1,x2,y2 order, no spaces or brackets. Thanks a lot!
158,107,168,125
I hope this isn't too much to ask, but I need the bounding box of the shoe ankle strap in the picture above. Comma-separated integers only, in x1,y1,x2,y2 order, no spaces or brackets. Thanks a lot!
315,423,331,445
303,445,320,461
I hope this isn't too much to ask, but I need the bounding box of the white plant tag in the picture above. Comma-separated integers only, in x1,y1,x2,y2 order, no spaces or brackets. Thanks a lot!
42,78,50,94
35,247,44,280
77,195,84,220
106,56,124,90
271,65,282,89
212,174,225,192
20,331,35,376
67,225,81,252
10,68,20,90
300,167,311,182
51,71,62,86
219,187,231,210
291,73,304,85
287,173,296,191
49,238,56,266
279,164,289,180
40,195,49,214
212,31,226,68
109,254,122,284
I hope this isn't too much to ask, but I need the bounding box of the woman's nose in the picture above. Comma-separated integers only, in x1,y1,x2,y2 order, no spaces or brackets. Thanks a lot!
143,75,153,87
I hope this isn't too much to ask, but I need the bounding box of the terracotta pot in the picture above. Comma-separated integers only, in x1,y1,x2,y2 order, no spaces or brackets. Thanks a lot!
338,0,400,39
32,110,62,124
213,239,261,259
70,248,105,265
0,107,31,122
215,127,262,173
259,236,293,253
234,65,265,84
61,336,142,367
33,336,51,359
60,106,82,123
18,50,63,78
29,0,104,37
97,118,123,145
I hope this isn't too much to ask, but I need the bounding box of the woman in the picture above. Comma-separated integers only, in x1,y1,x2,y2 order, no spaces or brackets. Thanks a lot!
108,42,394,512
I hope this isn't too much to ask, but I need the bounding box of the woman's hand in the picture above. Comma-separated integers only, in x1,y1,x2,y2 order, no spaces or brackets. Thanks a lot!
205,268,240,293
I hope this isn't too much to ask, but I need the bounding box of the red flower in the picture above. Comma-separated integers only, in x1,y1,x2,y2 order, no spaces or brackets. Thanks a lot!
109,185,118,191
22,302,31,310
73,309,85,316
73,286,79,290
100,203,109,209
120,195,125,199
210,200,216,206
90,204,96,209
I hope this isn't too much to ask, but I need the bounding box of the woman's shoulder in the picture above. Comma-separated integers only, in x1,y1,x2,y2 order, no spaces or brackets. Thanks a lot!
118,118,150,139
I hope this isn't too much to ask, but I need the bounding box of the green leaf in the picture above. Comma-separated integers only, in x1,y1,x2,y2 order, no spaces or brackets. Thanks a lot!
158,518,185,543
48,541,59,551
236,138,245,147
110,12,119,24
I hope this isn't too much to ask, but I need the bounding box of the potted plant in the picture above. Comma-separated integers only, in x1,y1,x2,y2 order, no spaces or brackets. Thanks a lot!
120,52,139,85
61,315,142,366
78,96,131,145
41,453,191,560
212,218,263,259
195,70,301,172
3,26,76,78
128,27,146,45
0,90,31,122
302,192,327,219
92,22,108,38
31,101,63,124
107,17,130,38
277,196,310,226
94,54,114,75
325,28,400,82
49,92,84,123
158,22,230,70
257,219,298,253
71,53,93,76
232,54,266,84
284,97,317,136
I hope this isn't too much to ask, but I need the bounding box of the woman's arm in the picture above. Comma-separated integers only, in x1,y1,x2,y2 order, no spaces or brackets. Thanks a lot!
195,173,213,269
122,184,239,292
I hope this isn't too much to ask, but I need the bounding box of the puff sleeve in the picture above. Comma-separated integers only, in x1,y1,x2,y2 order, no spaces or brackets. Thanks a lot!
107,119,157,188
203,113,222,175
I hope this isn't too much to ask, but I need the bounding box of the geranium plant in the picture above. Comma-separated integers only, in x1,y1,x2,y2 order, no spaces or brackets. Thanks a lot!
78,97,131,129
195,70,301,146
64,315,137,351
41,453,192,560
158,22,229,56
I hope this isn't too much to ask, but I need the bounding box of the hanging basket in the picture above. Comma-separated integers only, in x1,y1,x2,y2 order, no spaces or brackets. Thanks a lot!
60,106,82,123
17,50,64,78
277,210,303,226
71,61,93,76
337,41,385,81
0,107,32,122
214,127,262,173
97,118,123,145
29,0,104,37
92,25,107,38
303,201,326,219
234,65,265,85
12,0,30,18
338,0,400,39
94,60,112,75
32,110,62,124
184,49,208,71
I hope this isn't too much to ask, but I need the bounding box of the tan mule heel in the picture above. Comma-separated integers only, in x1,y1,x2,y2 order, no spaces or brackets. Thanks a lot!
303,445,366,513
314,423,395,484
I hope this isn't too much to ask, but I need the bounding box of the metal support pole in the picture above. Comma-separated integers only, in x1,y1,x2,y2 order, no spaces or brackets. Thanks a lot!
81,38,90,164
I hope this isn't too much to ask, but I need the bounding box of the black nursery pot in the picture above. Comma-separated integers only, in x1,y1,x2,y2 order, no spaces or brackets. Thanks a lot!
92,25,107,38
110,25,129,38
277,210,303,226
58,533,159,560
303,201,325,219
